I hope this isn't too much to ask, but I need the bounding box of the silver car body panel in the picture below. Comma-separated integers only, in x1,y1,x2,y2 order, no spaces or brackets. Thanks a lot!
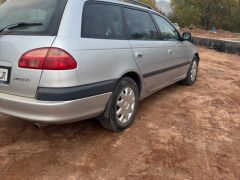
0,36,56,97
0,0,199,123
0,92,112,123
130,40,191,91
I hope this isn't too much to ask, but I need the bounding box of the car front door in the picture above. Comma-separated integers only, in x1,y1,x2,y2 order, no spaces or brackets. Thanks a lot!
152,14,191,82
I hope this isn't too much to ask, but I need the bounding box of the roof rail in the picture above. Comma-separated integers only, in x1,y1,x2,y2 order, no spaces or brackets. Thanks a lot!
123,0,153,10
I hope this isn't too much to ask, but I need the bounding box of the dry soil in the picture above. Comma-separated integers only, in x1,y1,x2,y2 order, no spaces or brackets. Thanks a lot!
0,47,240,180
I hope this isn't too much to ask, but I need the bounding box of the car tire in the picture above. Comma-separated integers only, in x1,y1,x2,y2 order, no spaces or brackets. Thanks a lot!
181,56,199,85
99,77,139,131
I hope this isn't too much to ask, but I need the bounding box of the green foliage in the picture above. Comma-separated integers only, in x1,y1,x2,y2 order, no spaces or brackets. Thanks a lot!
170,0,240,32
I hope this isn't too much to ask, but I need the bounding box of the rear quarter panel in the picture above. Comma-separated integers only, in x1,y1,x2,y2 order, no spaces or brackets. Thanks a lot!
51,37,142,89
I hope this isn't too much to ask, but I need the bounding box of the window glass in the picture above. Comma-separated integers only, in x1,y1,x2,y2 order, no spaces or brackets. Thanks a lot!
82,3,125,39
153,14,180,41
0,0,67,35
124,8,158,40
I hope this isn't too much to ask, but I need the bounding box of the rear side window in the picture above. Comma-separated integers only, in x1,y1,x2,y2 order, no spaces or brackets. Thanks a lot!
0,0,67,36
124,8,158,40
82,3,125,40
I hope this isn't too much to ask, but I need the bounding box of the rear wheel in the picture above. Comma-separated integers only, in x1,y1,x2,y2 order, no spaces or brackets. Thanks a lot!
181,56,199,85
99,77,139,131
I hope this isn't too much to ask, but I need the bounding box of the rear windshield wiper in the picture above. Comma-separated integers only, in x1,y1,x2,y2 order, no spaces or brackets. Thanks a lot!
0,22,43,33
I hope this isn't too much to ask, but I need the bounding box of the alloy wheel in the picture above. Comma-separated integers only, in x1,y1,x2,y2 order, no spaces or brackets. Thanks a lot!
116,87,136,123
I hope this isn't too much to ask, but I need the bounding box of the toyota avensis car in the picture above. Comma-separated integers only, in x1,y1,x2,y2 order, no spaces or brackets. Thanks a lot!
0,0,199,131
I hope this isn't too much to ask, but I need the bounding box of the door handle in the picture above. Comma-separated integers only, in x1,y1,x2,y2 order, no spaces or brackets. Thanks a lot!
135,52,144,58
168,49,173,54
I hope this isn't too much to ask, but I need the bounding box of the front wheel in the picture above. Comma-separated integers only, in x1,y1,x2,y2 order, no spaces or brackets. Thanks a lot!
181,56,199,85
99,77,139,131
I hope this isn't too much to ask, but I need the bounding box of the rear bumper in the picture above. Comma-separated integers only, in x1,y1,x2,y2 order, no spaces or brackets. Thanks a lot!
0,92,111,124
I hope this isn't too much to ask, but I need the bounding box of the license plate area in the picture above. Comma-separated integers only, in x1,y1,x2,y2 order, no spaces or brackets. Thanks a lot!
0,66,11,85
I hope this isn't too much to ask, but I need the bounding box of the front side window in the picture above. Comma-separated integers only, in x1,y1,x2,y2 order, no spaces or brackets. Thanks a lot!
82,3,125,39
124,8,158,40
153,14,180,41
0,0,67,35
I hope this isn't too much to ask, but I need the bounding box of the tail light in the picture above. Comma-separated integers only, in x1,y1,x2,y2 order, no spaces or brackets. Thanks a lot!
18,48,77,70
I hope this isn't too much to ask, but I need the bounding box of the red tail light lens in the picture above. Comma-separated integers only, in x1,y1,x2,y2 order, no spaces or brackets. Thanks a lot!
19,48,77,70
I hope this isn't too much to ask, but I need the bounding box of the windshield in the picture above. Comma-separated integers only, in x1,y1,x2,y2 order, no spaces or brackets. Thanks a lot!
0,0,68,35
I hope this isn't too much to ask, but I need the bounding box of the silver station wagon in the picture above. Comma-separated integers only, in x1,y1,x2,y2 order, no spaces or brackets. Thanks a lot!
0,0,199,131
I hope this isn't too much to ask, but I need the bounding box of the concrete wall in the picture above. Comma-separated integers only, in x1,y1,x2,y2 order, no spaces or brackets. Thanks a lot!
193,37,240,55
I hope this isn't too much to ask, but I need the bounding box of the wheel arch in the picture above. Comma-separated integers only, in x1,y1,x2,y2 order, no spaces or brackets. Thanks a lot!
195,52,200,61
120,72,142,96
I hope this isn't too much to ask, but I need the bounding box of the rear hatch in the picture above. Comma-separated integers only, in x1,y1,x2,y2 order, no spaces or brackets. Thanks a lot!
0,0,67,98
0,36,56,97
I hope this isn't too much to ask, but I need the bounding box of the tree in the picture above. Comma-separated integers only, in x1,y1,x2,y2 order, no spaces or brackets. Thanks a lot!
170,0,240,32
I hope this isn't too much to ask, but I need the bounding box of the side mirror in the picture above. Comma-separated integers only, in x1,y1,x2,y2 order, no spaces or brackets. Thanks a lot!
182,32,192,41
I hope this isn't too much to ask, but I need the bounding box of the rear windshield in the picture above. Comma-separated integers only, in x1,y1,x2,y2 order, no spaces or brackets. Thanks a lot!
0,0,68,35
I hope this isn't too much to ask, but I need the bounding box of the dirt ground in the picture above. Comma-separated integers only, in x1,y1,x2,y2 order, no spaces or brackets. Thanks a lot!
182,28,240,42
0,47,240,180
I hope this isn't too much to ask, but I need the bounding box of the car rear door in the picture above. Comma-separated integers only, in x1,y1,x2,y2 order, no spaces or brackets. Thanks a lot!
124,7,171,92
